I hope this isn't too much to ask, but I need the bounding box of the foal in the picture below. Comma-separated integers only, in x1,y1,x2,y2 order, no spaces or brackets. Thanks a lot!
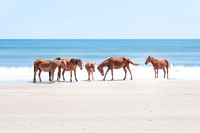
85,62,95,81
145,56,170,78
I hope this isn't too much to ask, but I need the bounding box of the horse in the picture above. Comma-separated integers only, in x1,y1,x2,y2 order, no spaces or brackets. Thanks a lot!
33,59,67,83
97,57,140,81
85,62,95,81
57,58,83,82
145,56,170,78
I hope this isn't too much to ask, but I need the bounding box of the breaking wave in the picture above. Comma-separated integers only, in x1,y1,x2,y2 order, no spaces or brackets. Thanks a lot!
0,65,200,83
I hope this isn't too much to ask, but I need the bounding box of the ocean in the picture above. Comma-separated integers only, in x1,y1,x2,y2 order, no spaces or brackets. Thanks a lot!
0,39,200,83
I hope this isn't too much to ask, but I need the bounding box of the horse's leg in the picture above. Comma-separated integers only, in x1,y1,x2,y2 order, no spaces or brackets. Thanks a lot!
57,67,61,81
157,69,159,78
166,67,169,78
62,70,65,81
154,68,156,78
70,71,72,82
74,69,78,81
123,66,127,80
127,66,133,80
88,71,90,81
33,67,38,83
92,72,94,81
111,69,114,80
49,72,52,81
103,68,110,81
163,68,166,78
38,69,42,82
51,70,55,83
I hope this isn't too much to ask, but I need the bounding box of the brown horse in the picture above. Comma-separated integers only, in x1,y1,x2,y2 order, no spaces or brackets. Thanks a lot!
33,59,67,83
85,62,95,81
57,58,83,82
145,56,170,78
97,57,140,81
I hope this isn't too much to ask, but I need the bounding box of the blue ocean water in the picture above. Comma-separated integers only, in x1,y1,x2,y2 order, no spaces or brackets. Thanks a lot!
0,39,200,67
0,39,200,82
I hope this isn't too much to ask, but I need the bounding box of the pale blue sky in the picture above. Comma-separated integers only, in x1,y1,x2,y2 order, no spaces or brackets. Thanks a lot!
0,0,200,39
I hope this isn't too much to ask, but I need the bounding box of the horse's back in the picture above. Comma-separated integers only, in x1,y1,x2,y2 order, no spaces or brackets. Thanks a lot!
37,60,51,72
158,59,169,68
63,59,70,63
34,59,43,64
34,59,44,70
109,57,125,69
40,60,51,67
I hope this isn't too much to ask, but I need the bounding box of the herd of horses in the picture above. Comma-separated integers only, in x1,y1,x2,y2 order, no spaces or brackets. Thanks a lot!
33,56,170,83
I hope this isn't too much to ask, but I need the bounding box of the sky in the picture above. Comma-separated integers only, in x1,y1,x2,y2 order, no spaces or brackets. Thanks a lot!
0,0,200,39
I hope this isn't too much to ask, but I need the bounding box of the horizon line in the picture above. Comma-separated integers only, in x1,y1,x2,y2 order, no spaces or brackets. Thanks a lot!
1,38,200,40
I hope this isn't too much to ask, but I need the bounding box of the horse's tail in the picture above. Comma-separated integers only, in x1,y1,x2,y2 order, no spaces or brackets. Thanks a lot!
165,59,170,69
127,58,140,66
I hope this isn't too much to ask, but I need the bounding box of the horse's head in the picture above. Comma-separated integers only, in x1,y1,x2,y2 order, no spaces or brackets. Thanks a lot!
61,60,67,71
97,65,104,76
145,56,151,65
77,59,83,70
90,63,95,72
70,58,83,70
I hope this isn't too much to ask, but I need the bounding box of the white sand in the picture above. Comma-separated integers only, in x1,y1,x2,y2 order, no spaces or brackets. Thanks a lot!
0,79,200,133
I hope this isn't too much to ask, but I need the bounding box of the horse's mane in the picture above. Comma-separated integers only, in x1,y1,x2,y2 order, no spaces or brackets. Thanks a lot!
150,56,154,59
56,57,61,60
98,57,112,67
148,56,155,60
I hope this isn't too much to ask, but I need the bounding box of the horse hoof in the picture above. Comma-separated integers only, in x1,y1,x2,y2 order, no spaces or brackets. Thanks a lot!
103,79,105,81
33,81,36,83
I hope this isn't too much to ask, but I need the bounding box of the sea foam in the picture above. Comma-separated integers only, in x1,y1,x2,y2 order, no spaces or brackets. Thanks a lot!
0,65,200,83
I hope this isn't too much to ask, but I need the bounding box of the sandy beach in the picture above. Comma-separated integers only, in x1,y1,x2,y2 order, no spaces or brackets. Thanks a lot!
0,79,200,133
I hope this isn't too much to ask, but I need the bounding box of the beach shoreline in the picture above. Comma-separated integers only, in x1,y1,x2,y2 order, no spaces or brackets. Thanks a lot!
0,79,200,133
